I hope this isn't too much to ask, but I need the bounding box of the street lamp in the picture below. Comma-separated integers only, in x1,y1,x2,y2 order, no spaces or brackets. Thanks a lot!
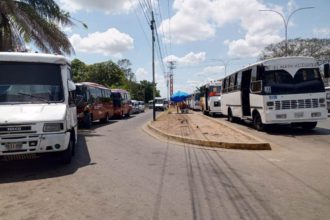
212,58,240,76
259,7,314,56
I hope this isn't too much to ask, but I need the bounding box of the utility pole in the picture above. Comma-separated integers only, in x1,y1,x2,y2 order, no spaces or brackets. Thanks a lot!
167,60,176,97
151,11,156,121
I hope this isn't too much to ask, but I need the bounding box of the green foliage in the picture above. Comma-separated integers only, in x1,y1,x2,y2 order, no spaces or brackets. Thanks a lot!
259,38,330,61
71,59,160,102
0,0,75,54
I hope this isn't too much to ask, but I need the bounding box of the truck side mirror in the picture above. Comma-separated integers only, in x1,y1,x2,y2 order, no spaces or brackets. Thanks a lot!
324,64,329,78
68,80,76,91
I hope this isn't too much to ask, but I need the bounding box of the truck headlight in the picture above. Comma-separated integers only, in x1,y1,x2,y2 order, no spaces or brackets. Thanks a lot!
43,123,64,132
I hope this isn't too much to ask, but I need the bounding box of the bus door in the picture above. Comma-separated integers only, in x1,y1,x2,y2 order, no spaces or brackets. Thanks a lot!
241,70,251,116
205,86,209,111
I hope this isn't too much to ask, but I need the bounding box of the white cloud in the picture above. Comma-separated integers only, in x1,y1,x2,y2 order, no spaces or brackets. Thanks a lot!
313,27,330,38
58,0,138,14
69,28,134,56
163,52,206,66
159,0,283,57
136,68,148,80
197,66,224,77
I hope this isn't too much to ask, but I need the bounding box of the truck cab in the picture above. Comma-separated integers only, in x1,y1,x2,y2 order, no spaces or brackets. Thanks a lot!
0,52,77,163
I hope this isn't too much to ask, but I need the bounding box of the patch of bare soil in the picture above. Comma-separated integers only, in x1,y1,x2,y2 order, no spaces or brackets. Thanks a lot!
151,111,260,144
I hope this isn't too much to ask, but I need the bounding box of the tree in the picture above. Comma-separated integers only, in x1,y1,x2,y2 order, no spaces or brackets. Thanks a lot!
259,38,330,61
0,0,74,54
117,59,136,93
140,80,160,103
71,59,160,102
71,59,88,82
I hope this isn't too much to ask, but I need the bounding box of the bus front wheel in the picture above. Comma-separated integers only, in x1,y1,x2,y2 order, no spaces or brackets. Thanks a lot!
61,136,74,164
301,122,317,130
253,113,264,131
227,109,234,122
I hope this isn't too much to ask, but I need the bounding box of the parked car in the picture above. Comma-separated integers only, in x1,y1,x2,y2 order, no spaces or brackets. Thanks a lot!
131,100,140,114
138,101,145,112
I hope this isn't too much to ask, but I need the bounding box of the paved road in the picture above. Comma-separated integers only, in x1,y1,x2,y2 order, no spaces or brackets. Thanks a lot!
0,110,330,220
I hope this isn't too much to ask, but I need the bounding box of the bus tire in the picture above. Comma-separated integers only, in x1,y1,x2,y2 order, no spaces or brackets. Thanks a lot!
301,122,317,130
84,112,92,129
253,112,264,131
227,109,234,122
100,113,109,123
62,135,74,164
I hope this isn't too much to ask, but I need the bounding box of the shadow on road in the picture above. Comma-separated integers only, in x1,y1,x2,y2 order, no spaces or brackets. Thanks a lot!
0,134,93,184
232,120,330,137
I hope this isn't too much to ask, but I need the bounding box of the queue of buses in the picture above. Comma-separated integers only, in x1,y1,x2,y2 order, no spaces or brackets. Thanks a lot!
0,52,329,163
75,82,136,129
188,56,330,131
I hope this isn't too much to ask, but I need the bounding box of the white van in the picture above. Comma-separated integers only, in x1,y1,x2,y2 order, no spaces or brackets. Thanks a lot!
155,98,168,111
0,52,77,163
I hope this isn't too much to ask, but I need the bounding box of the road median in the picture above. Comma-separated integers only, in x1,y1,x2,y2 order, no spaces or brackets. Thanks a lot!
145,110,271,150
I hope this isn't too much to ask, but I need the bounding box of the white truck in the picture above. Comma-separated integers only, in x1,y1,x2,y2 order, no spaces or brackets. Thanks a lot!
0,52,77,163
155,97,168,111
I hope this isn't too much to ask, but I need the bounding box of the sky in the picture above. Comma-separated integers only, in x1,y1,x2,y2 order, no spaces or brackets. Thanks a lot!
55,0,330,98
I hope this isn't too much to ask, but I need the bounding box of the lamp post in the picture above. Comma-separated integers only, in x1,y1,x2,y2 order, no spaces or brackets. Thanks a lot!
213,58,240,77
259,7,314,56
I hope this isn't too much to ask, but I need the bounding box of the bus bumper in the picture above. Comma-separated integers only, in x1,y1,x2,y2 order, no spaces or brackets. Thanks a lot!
263,108,328,124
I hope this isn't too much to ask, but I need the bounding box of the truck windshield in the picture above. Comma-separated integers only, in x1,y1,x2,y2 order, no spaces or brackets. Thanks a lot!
0,62,63,103
156,99,164,104
262,68,324,95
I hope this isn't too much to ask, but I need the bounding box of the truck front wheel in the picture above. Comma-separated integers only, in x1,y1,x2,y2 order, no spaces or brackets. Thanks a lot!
61,137,74,164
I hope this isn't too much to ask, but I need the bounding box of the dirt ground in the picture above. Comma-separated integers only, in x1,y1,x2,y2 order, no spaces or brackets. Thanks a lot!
151,109,262,144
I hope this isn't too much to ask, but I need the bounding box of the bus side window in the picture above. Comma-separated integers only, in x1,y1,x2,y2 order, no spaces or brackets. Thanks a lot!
236,72,242,90
230,74,236,91
222,78,227,93
251,67,262,93
225,77,230,93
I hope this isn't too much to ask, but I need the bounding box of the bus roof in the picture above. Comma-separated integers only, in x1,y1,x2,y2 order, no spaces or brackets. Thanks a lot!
0,52,69,64
112,89,129,93
243,56,316,71
225,56,318,77
75,82,109,90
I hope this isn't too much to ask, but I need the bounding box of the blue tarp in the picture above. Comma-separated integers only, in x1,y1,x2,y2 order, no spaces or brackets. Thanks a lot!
170,91,189,102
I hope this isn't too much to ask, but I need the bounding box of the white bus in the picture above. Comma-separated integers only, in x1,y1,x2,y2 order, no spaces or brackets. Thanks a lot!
0,52,77,163
201,81,222,116
221,57,328,130
189,92,202,111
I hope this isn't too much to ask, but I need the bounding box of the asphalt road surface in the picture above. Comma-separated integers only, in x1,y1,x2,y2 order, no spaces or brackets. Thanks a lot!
0,110,329,220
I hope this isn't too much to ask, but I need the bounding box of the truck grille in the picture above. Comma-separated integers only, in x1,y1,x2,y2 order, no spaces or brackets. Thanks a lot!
275,99,319,110
0,124,36,135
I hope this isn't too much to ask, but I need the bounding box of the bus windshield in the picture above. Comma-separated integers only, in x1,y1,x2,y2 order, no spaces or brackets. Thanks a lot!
209,85,221,96
262,68,324,95
0,62,63,104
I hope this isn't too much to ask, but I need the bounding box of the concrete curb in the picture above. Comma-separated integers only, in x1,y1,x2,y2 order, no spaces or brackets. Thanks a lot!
199,113,269,145
146,120,271,150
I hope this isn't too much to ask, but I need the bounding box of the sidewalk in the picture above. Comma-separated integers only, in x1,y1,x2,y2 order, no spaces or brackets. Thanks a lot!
146,109,271,150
